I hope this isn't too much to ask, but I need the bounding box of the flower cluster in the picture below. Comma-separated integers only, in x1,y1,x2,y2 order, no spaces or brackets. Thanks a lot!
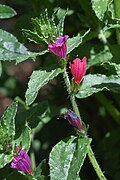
48,35,87,85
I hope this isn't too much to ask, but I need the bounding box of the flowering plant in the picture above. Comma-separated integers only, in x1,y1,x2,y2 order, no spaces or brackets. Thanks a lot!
0,1,120,180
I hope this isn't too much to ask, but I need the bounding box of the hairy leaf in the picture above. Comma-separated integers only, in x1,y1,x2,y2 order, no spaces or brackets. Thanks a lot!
104,62,120,76
14,125,31,152
87,49,112,69
49,136,91,180
0,29,47,63
0,102,18,139
34,159,48,180
103,23,120,32
91,0,109,21
22,29,47,45
0,102,18,168
25,67,63,105
15,101,50,131
0,4,16,19
76,74,120,99
56,8,68,36
67,29,90,55
0,154,13,169
23,8,67,45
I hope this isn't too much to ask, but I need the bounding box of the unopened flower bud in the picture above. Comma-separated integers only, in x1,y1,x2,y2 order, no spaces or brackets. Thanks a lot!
64,109,84,133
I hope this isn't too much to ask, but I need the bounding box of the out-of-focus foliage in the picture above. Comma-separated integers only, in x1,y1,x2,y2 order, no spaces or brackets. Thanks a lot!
0,4,16,19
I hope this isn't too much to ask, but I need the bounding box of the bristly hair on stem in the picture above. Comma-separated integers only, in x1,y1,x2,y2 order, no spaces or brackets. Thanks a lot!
63,63,107,180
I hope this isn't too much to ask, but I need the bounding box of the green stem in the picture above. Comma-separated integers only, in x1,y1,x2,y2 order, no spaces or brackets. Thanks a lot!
63,66,107,180
63,67,81,120
30,133,36,171
30,149,36,170
88,146,107,180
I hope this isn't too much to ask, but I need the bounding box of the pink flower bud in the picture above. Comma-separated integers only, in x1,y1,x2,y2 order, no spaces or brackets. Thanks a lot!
69,57,87,85
48,35,68,59
11,149,32,174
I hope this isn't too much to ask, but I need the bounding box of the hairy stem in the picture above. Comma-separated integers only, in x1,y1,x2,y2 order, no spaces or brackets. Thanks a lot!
88,146,107,180
63,66,81,120
63,66,107,180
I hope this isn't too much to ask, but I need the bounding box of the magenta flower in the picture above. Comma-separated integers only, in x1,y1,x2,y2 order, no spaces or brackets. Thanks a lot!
64,109,84,133
69,57,87,85
11,149,32,174
48,35,68,59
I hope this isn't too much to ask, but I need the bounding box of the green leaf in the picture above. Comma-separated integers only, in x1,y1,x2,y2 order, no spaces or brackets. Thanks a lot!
0,154,13,169
87,49,113,69
67,29,90,55
103,23,120,32
22,29,47,45
14,125,31,152
0,29,47,63
39,9,57,41
76,74,120,99
15,101,50,132
110,63,120,76
56,8,68,36
34,159,48,180
105,1,120,33
0,102,18,139
104,62,120,76
91,0,110,21
67,138,92,180
23,8,67,45
16,50,48,64
109,45,120,64
107,0,116,20
55,8,74,20
0,4,16,19
0,102,18,168
107,0,120,24
49,136,91,180
25,67,63,105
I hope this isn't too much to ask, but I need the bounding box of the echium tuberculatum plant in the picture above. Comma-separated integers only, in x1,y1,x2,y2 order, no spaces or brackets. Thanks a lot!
0,2,120,179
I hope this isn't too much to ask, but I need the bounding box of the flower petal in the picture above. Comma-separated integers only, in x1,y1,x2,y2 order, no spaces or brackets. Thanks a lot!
48,35,68,59
69,57,87,85
10,149,32,174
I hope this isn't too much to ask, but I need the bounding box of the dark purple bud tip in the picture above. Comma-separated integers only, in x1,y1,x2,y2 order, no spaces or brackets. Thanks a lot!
64,109,84,133
10,148,32,175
